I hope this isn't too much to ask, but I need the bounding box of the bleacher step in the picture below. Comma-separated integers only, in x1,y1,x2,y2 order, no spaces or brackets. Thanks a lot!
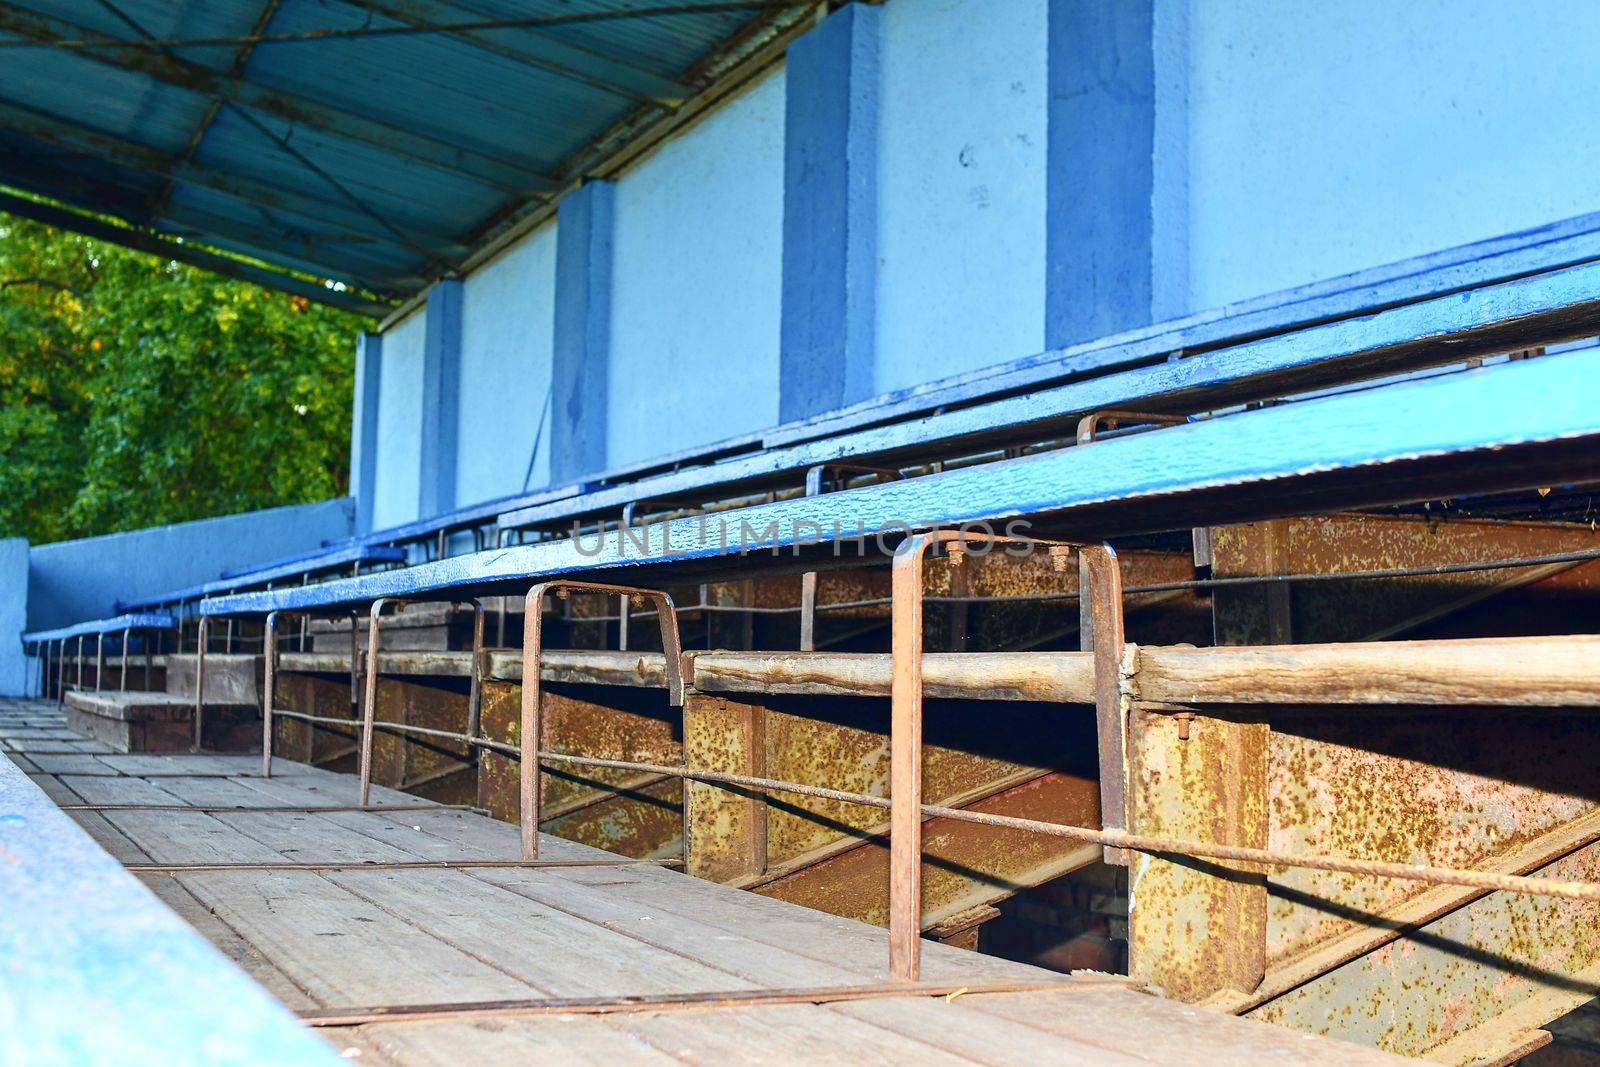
64,691,260,754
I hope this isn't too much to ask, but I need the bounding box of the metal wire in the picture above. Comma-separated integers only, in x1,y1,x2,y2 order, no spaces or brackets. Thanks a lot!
4,3,803,50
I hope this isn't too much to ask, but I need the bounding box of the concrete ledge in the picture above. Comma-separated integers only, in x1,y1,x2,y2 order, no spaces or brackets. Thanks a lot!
0,750,340,1065
65,691,261,754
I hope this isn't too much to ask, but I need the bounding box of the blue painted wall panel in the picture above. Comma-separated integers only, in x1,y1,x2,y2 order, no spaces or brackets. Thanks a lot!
552,180,616,483
1171,0,1600,311
779,3,879,421
372,308,426,528
457,222,559,506
607,70,786,468
873,0,1048,393
418,280,464,517
26,497,355,633
350,332,383,534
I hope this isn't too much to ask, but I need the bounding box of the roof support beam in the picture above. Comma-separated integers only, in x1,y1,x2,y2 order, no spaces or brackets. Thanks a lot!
344,0,691,104
0,98,468,258
0,2,560,195
0,190,393,317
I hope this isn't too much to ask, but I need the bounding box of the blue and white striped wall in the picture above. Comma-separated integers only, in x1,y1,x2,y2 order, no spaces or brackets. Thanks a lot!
357,0,1600,530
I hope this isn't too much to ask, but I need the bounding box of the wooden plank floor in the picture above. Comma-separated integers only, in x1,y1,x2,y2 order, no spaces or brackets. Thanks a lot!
1,697,1416,1065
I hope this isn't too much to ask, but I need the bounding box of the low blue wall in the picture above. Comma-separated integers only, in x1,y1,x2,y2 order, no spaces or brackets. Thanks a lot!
26,497,356,633
0,538,27,696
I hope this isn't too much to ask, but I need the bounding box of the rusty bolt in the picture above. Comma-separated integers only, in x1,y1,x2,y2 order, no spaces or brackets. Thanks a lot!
1174,712,1196,741
1048,545,1073,572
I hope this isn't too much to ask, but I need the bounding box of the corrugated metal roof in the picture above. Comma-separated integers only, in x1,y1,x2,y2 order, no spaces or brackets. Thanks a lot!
0,0,820,315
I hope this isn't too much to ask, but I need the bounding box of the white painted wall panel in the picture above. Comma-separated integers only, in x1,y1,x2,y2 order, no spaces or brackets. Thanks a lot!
457,222,558,504
370,309,424,528
873,0,1048,392
607,70,786,468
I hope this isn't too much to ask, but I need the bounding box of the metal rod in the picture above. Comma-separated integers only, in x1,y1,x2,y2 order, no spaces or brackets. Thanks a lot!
119,627,130,691
298,979,1091,1028
192,616,208,752
526,753,1600,904
59,803,477,813
94,632,104,693
125,858,683,874
262,611,280,777
357,598,394,805
1081,544,1130,865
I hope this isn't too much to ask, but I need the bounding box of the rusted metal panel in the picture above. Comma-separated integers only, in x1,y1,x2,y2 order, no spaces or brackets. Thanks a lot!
1127,707,1269,1003
755,771,1101,932
1261,712,1600,968
1252,839,1600,1059
475,677,684,859
683,691,768,882
1254,514,1600,643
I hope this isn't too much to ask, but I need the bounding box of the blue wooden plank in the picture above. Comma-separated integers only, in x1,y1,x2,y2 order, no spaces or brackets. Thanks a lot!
765,209,1600,449
116,585,212,614
204,544,407,593
498,255,1600,534
202,348,1600,617
0,754,341,1066
22,612,177,645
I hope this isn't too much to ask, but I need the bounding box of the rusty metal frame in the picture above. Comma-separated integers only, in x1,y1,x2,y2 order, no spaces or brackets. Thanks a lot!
799,462,906,652
520,579,684,860
357,597,485,804
191,616,209,751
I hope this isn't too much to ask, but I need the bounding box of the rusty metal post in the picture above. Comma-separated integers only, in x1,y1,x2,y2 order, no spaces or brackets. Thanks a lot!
193,616,209,752
1125,523,1273,1003
520,580,684,861
357,599,396,804
465,599,485,746
348,609,360,717
95,632,105,693
75,635,84,695
1080,544,1131,865
119,626,131,691
56,639,66,705
889,533,934,981
520,586,547,861
262,611,280,778
144,630,153,691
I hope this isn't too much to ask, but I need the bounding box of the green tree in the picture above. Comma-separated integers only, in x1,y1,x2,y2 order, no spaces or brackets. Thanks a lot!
0,212,364,544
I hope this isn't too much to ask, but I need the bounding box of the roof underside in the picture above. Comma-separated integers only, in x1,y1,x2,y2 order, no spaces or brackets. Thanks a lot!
0,0,817,315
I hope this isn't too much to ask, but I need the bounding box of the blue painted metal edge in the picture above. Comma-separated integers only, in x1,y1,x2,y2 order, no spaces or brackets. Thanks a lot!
22,612,178,646
498,255,1600,532
0,753,342,1065
766,208,1600,448
206,544,407,594
201,349,1600,616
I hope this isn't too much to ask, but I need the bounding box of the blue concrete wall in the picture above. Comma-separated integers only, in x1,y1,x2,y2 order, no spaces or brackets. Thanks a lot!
779,3,879,422
0,538,28,696
608,71,786,468
358,0,1600,513
371,307,425,528
418,280,464,517
349,332,383,534
552,180,616,484
457,222,559,506
1168,0,1600,312
25,497,355,633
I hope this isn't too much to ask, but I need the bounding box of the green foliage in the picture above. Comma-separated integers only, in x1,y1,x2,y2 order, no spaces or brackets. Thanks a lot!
0,213,363,544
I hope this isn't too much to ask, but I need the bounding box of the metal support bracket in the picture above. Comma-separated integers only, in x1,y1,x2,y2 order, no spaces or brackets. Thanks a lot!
357,598,485,804
521,580,684,861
